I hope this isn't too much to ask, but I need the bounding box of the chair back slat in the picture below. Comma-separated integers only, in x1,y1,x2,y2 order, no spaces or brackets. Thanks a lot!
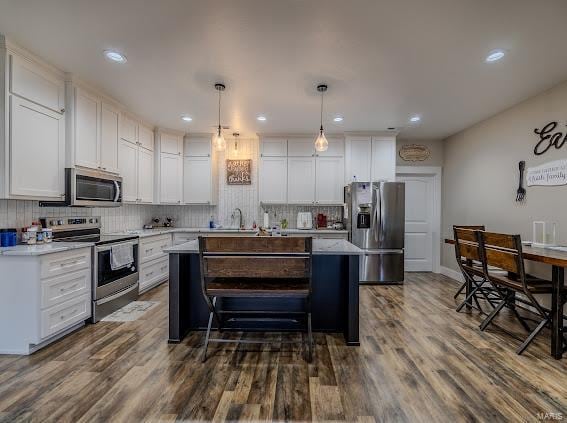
458,242,481,261
454,228,479,243
453,227,483,263
478,232,523,275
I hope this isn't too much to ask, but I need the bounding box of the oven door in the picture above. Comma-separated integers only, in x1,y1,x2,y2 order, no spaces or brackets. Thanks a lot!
70,168,122,207
94,242,139,300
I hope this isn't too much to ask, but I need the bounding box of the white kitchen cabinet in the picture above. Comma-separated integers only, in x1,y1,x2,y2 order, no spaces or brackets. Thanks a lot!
288,157,316,204
259,157,287,204
318,136,345,157
120,113,138,145
160,132,182,155
9,53,65,114
345,136,371,183
315,156,345,204
100,101,119,173
139,233,171,293
260,138,287,157
74,87,100,170
184,157,212,204
159,153,182,204
371,136,396,182
118,138,154,204
138,147,154,203
9,96,65,199
287,138,315,157
138,124,154,151
118,139,138,202
184,136,211,157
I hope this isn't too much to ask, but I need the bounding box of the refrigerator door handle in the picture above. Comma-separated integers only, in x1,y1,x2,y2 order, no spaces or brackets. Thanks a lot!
373,185,381,243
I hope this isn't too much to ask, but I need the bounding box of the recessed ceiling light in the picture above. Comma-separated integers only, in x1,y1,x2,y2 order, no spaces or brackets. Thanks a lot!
104,50,127,63
333,116,344,122
181,115,192,122
485,49,506,63
409,115,421,123
257,115,267,121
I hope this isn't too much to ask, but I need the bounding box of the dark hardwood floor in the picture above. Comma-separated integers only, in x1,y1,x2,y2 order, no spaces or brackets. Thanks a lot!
1,273,566,422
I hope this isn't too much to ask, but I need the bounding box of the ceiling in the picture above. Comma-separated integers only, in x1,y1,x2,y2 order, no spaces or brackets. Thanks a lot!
1,0,567,140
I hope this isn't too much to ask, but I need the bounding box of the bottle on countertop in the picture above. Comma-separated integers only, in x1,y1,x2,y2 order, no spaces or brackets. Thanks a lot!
209,216,215,229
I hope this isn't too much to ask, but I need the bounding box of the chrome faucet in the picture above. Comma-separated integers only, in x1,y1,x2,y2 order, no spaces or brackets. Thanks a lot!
232,208,243,229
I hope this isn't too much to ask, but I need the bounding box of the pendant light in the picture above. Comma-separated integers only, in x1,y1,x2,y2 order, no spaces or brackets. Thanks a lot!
213,83,226,151
314,84,329,152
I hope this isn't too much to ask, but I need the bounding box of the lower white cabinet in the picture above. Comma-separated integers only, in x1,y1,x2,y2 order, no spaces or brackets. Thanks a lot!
118,139,154,204
159,152,183,204
139,234,171,293
0,247,92,355
9,96,65,199
173,232,199,245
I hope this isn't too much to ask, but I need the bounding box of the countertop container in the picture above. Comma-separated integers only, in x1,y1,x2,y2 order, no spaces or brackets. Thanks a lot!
0,229,17,247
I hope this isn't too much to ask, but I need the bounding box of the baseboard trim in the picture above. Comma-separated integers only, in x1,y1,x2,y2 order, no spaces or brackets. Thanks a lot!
440,266,464,283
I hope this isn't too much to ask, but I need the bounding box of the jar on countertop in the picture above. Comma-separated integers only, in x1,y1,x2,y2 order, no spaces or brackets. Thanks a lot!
0,229,17,247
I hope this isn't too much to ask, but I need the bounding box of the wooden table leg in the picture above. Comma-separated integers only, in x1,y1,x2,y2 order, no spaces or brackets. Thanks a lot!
551,265,564,359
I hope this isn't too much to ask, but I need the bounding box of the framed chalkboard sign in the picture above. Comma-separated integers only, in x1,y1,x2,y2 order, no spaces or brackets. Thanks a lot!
226,159,252,185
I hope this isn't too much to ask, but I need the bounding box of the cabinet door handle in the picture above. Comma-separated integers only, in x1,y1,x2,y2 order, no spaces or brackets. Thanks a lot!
60,108,65,113
60,283,79,293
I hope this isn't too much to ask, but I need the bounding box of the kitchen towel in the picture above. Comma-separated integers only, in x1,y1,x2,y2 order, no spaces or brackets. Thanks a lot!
110,242,134,270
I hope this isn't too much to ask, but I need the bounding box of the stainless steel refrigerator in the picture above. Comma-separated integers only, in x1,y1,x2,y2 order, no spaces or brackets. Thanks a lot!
344,181,405,284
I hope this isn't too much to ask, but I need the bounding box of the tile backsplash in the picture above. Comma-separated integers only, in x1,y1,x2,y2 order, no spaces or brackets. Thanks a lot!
0,138,342,234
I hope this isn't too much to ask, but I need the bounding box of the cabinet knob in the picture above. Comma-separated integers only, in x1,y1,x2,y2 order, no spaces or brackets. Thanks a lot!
60,108,65,113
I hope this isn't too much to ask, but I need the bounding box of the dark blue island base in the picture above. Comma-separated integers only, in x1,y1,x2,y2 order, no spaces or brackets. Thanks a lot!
168,253,360,346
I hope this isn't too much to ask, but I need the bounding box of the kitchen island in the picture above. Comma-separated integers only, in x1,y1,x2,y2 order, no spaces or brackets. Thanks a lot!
164,238,362,345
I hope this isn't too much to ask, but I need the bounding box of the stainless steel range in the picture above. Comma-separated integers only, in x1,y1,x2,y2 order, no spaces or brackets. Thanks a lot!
40,216,139,322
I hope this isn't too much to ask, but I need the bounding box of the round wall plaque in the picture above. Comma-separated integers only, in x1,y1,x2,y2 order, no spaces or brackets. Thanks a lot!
399,144,431,162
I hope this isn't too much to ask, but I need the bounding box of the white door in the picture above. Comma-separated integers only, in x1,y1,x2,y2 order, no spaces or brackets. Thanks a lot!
259,157,287,203
288,157,315,204
118,139,138,202
398,174,434,271
160,153,182,204
315,156,344,204
183,156,211,204
74,88,100,170
100,102,119,173
10,96,64,199
137,147,154,203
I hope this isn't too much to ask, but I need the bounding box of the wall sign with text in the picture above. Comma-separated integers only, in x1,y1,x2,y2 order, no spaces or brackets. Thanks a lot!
533,121,567,155
226,159,252,185
526,159,567,186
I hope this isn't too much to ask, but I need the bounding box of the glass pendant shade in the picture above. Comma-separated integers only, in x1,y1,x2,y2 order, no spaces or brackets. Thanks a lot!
314,129,328,152
213,129,226,151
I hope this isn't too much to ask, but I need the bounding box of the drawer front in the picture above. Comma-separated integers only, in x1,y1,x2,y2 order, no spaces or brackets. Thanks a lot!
139,256,169,291
41,294,90,339
173,233,199,245
40,248,91,279
41,269,91,309
139,235,171,263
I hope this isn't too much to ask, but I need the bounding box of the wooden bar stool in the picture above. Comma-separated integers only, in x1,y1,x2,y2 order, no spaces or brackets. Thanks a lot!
198,236,313,362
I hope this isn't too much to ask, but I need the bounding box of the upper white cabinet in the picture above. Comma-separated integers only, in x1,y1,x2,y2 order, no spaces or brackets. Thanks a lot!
117,123,154,204
155,129,183,204
68,84,120,174
260,135,345,205
183,135,218,205
316,156,345,204
345,134,396,183
288,157,316,203
9,96,65,199
138,124,154,151
1,45,66,200
371,136,396,182
120,113,138,145
288,138,315,157
259,156,287,204
260,138,287,157
100,102,119,173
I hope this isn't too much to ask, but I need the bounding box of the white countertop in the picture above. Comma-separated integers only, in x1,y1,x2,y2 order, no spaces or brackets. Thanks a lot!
105,227,347,238
0,242,94,256
163,238,362,255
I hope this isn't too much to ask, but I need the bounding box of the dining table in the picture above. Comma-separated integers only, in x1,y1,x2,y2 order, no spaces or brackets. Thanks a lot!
445,238,566,359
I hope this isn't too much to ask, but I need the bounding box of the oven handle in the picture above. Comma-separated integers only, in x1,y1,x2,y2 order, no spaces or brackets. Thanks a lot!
96,240,139,252
95,282,139,305
113,180,121,203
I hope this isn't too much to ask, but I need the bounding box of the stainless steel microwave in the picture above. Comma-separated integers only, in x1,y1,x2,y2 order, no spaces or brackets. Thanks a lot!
40,168,122,207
